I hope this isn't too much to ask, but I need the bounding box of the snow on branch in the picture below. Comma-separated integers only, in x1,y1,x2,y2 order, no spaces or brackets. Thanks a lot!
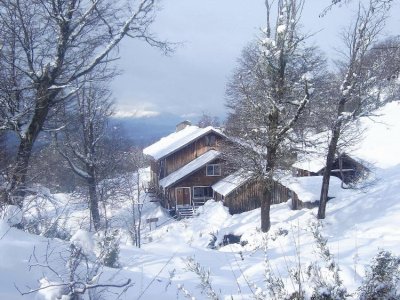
277,79,311,141
69,0,167,82
58,149,92,179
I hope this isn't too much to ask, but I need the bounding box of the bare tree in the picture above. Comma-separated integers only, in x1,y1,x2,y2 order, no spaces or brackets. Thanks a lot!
197,112,220,128
320,0,393,16
119,150,148,248
0,0,172,206
224,0,323,232
318,0,393,219
56,82,115,231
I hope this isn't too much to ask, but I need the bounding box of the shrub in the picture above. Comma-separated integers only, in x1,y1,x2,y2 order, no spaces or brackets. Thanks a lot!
358,249,400,300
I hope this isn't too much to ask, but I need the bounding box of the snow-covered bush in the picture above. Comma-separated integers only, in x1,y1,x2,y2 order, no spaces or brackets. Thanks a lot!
358,250,400,300
185,257,220,300
25,230,129,299
263,260,288,300
1,204,22,226
21,190,71,240
97,229,120,268
207,232,217,249
307,222,347,300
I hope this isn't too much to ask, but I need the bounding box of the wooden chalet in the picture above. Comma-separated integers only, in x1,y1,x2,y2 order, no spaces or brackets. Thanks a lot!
144,122,351,217
143,122,225,216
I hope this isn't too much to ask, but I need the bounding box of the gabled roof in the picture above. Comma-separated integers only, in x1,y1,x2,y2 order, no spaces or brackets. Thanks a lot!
212,170,253,197
292,153,327,173
143,125,224,161
279,175,343,203
212,171,343,203
159,150,221,188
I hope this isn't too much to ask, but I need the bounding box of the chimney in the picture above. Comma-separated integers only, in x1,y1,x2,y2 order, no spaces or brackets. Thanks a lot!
176,120,192,132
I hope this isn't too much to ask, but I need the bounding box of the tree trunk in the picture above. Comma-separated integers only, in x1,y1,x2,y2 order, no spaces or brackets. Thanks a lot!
7,70,59,206
8,88,52,206
8,138,34,205
260,144,277,233
261,183,272,232
318,98,346,219
317,129,339,219
88,175,101,231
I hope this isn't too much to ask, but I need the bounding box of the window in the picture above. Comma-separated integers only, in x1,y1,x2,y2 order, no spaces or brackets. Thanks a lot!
206,164,221,176
205,134,216,147
193,186,213,199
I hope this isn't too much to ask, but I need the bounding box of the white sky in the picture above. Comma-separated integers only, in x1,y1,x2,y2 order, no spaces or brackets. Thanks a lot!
111,0,400,119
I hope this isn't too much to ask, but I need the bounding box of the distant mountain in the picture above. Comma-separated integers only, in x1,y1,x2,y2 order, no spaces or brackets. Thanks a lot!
4,114,200,151
110,113,187,147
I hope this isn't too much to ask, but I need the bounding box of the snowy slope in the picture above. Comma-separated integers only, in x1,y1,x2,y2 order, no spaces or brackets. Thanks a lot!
293,101,400,174
352,101,400,168
2,166,399,299
1,102,400,299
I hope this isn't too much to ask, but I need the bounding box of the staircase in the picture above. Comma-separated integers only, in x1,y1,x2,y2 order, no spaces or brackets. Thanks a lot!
192,199,206,209
175,198,211,219
176,206,195,219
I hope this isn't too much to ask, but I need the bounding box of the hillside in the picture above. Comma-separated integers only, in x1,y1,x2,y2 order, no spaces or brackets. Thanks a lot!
0,101,400,299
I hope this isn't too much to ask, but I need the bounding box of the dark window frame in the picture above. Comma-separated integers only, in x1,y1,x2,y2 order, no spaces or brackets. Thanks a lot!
206,164,221,176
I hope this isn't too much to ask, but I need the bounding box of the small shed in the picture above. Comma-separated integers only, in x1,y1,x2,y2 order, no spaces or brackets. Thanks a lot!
212,170,295,214
293,153,369,184
212,170,345,214
280,175,343,209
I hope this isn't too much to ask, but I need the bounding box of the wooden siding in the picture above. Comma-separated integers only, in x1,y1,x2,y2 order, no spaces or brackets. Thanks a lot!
163,133,224,178
325,154,368,184
149,159,160,189
163,158,224,208
219,179,297,214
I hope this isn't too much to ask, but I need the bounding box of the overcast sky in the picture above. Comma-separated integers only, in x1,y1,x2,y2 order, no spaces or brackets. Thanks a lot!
111,0,400,120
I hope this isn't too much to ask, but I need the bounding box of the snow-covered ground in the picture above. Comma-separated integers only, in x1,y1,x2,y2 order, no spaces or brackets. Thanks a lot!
1,102,400,299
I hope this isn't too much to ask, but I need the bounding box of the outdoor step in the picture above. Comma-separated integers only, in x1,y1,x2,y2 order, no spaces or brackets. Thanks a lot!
178,208,193,213
178,210,194,214
176,206,195,219
179,213,193,216
178,208,193,212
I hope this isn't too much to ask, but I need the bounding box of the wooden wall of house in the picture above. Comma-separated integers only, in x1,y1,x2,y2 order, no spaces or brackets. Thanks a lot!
163,133,224,177
169,158,224,191
149,159,160,188
164,188,175,209
161,158,225,208
221,180,296,214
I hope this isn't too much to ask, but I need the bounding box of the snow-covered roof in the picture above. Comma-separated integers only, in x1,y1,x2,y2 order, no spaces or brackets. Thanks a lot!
212,169,342,202
159,150,221,188
292,130,331,173
143,125,224,160
212,170,253,197
280,175,342,203
292,154,326,173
